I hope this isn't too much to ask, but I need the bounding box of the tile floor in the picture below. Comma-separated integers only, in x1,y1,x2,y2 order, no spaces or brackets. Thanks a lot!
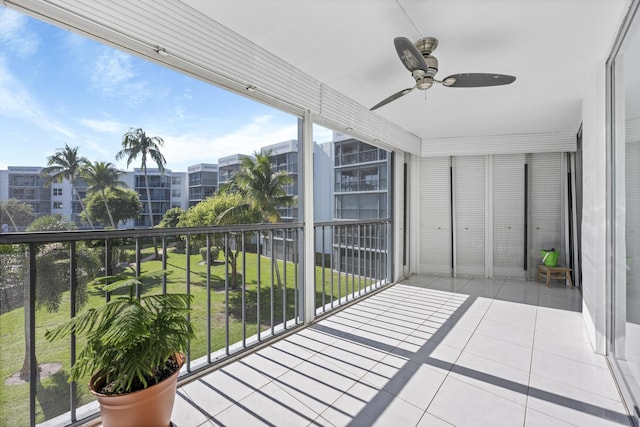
169,276,632,426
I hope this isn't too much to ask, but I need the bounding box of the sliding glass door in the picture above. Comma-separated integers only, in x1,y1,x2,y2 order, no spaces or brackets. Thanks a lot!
610,1,640,422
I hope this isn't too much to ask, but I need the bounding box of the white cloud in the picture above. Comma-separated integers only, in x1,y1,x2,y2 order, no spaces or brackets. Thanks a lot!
92,50,135,89
0,58,75,139
90,49,150,105
0,8,39,57
159,115,299,170
80,118,127,133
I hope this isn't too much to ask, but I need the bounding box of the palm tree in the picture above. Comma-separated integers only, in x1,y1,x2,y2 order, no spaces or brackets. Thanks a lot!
82,161,125,228
41,144,94,228
221,151,295,222
220,151,295,289
116,128,167,258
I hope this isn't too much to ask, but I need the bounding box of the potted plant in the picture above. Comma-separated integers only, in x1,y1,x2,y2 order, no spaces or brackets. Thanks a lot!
45,270,195,427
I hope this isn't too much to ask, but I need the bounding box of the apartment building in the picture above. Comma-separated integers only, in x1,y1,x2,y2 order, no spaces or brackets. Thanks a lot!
217,154,250,186
122,168,188,228
187,163,218,207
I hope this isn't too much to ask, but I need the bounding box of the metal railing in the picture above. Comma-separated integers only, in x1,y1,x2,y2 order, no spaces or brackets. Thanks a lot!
313,219,391,314
0,218,391,427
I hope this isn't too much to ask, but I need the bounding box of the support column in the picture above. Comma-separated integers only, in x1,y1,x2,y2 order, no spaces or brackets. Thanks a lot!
301,111,316,324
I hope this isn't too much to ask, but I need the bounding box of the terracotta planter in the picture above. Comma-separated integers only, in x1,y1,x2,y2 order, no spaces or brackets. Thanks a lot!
89,354,184,427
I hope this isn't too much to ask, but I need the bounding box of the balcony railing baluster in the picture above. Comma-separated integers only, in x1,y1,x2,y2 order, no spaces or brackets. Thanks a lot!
283,229,287,328
162,236,167,293
69,241,78,423
206,234,212,363
242,232,247,348
0,219,389,427
225,232,230,356
256,230,261,342
185,234,191,371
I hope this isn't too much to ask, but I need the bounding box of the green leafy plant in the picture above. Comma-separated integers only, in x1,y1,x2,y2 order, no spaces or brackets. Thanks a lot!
45,270,194,394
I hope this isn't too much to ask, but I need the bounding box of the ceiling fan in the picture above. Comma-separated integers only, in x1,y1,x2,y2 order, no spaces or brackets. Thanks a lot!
370,36,516,111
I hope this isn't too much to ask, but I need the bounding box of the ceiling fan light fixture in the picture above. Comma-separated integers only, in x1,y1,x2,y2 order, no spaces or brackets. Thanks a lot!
416,76,433,90
443,77,456,86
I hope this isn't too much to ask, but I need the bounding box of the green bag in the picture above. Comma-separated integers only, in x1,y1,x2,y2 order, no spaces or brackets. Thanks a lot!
540,250,559,267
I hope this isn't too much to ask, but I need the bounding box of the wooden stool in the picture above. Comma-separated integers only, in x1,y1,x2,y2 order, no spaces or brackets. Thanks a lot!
537,265,573,288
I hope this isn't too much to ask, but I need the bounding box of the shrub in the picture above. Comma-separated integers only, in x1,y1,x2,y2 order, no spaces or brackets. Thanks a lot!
199,247,219,264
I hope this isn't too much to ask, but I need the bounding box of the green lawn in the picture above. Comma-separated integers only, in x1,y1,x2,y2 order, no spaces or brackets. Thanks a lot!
0,248,370,426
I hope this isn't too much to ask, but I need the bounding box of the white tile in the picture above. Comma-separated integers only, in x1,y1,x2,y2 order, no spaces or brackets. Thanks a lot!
316,315,362,335
450,351,530,405
484,301,537,329
495,284,540,305
284,328,337,353
527,374,631,427
533,331,606,368
463,332,533,372
315,338,387,379
213,382,320,426
360,359,447,410
475,317,536,348
427,376,526,426
351,325,405,349
171,392,211,427
265,336,316,366
524,408,576,426
427,323,475,350
321,377,429,427
530,350,620,399
416,412,455,426
179,360,271,417
528,373,628,415
273,356,358,413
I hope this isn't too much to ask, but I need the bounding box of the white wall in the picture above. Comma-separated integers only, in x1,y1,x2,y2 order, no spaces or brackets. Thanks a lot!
580,59,608,354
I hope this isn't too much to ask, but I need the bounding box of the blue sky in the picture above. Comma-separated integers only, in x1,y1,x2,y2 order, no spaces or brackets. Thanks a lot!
0,7,332,172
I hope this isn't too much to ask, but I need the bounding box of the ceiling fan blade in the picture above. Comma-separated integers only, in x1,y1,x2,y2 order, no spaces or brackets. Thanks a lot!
370,86,416,111
442,73,516,88
393,37,428,73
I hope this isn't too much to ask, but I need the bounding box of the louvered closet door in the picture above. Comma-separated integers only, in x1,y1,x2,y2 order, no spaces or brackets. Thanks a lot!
493,154,526,278
454,156,486,276
626,140,640,301
529,152,562,279
418,157,452,275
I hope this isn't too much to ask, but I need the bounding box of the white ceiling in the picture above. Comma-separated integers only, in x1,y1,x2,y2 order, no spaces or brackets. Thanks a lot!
182,0,629,140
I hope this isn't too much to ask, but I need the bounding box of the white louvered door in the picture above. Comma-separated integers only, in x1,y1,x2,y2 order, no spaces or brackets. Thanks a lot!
418,157,452,275
453,156,486,276
493,154,526,278
416,152,566,279
626,140,640,291
528,152,562,279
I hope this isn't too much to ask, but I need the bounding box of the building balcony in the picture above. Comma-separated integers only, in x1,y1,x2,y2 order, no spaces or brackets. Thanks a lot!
0,220,632,426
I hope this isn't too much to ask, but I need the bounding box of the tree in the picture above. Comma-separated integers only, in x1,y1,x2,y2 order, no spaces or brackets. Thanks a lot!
41,144,94,228
83,188,142,228
219,151,296,289
82,161,126,228
220,151,295,223
179,193,260,288
27,214,78,232
158,207,185,228
0,199,35,232
18,214,100,380
116,128,167,258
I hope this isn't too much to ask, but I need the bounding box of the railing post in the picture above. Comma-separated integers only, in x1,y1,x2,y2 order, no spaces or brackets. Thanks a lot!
206,234,212,362
69,241,78,422
27,243,37,427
